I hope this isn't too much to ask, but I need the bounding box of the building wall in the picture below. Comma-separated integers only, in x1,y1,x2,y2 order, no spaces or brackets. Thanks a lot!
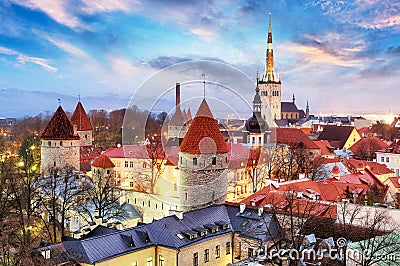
178,152,228,212
376,151,400,176
77,130,92,147
40,139,80,175
122,189,180,223
179,234,233,266
281,111,299,120
168,124,189,139
343,129,361,150
259,82,281,121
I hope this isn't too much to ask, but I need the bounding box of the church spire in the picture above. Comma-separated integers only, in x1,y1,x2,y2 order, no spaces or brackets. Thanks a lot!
306,99,310,118
264,13,275,81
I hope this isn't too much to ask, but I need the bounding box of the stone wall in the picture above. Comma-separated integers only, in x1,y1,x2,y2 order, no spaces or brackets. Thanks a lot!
178,152,228,212
40,139,80,175
121,189,180,223
77,130,92,147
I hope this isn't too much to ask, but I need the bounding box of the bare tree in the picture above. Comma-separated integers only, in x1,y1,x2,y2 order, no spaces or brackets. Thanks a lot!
77,167,127,223
140,137,166,194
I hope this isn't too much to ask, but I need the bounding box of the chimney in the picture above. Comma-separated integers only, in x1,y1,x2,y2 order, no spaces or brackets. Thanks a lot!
169,210,183,220
240,203,246,213
175,83,181,108
258,206,264,216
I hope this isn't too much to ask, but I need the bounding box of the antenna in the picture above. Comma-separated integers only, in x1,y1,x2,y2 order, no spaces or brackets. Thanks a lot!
202,73,206,98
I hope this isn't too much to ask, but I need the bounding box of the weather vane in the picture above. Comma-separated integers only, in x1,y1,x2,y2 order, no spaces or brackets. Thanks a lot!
202,73,206,98
58,98,61,106
78,93,81,101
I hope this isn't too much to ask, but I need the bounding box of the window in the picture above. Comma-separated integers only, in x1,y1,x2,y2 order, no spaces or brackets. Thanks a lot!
159,255,165,266
226,242,231,255
130,182,134,187
180,156,182,164
212,157,216,165
193,252,198,266
258,136,262,144
60,141,63,146
48,141,51,146
381,157,385,162
193,158,197,166
125,161,129,167
85,134,88,140
248,248,253,258
386,157,390,163
132,262,138,266
143,162,147,168
54,161,56,167
41,249,50,259
216,245,220,258
252,137,255,144
204,249,209,262
130,161,134,168
147,257,153,266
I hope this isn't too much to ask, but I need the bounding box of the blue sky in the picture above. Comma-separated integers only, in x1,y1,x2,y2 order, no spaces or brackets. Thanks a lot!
1,0,400,117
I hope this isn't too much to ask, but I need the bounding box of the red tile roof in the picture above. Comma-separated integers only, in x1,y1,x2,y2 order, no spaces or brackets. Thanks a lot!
389,177,400,188
104,144,179,160
349,137,388,156
313,140,334,155
180,99,228,154
272,127,320,150
70,102,93,131
92,154,115,168
345,158,393,175
41,106,80,140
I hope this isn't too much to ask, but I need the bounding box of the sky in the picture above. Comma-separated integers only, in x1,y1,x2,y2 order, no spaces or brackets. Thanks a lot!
1,0,400,118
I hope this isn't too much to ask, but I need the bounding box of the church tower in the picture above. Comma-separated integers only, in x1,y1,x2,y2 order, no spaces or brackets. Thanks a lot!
178,99,228,212
40,106,80,175
70,101,93,147
243,79,270,146
258,13,282,120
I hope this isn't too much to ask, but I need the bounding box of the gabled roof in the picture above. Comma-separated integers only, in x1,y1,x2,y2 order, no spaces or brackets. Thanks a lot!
272,127,320,149
180,99,228,154
317,125,358,149
41,106,80,140
70,102,93,131
313,140,334,155
281,102,299,112
92,154,115,169
349,137,388,157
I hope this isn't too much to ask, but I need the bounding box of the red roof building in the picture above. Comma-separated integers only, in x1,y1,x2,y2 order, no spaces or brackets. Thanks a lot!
92,154,115,168
271,128,321,156
70,101,93,131
41,106,80,140
349,137,388,160
313,140,335,157
180,99,228,154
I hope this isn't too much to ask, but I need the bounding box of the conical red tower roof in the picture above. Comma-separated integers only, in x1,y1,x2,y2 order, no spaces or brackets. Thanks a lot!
169,107,185,126
70,101,93,131
92,154,115,168
180,99,228,154
41,106,80,140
